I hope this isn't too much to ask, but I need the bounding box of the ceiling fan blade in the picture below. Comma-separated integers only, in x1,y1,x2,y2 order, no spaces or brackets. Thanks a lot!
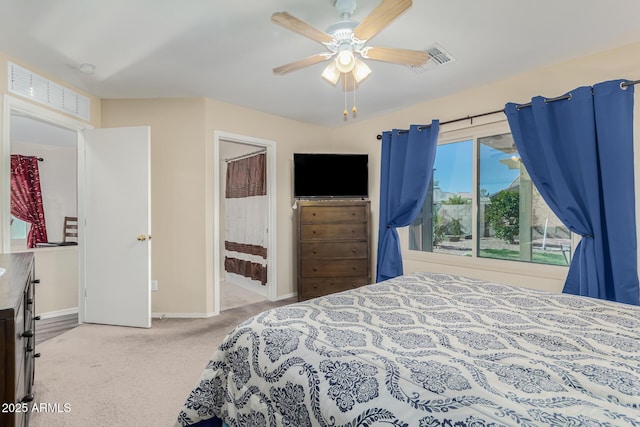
362,46,428,65
273,53,332,75
353,0,412,41
271,12,333,44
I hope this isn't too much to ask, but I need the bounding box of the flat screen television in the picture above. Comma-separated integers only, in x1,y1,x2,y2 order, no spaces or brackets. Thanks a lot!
293,153,368,199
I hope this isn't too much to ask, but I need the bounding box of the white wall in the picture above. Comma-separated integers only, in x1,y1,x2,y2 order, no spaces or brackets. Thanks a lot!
34,246,78,317
11,141,77,242
331,41,640,293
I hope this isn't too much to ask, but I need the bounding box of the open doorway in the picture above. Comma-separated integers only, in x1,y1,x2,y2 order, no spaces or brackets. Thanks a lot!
9,113,77,250
4,97,152,328
2,96,91,325
213,131,277,314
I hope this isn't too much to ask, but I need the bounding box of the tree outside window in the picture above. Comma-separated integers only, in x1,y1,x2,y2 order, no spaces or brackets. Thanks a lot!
410,132,571,266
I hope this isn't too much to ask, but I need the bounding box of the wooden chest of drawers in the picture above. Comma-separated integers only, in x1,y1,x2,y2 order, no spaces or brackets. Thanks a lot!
0,253,37,427
296,200,371,300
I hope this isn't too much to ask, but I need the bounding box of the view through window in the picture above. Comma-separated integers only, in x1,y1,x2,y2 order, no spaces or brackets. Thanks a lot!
409,131,571,266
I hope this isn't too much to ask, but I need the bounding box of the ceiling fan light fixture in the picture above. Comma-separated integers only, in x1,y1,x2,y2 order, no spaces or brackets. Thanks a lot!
335,49,355,73
321,61,341,85
352,57,371,83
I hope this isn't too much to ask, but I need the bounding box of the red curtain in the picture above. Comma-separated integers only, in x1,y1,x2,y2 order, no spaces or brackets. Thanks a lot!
11,155,48,247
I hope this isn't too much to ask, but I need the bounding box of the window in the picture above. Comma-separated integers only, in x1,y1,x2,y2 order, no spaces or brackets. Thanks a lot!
10,216,28,250
10,216,28,239
410,126,571,267
409,139,473,256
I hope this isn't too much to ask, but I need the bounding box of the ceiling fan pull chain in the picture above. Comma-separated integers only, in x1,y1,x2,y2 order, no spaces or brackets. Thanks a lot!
344,74,348,120
352,74,358,117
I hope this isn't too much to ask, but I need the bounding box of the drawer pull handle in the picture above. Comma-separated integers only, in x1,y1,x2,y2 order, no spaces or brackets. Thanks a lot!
32,279,40,284
312,213,316,216
312,250,317,254
313,284,318,288
352,267,356,270
21,394,34,403
352,248,357,253
21,330,34,338
313,267,317,272
34,316,41,321
34,353,41,358
312,230,317,234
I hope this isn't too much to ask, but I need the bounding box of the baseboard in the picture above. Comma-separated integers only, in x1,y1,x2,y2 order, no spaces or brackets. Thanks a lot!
273,292,296,301
152,312,216,319
37,307,79,320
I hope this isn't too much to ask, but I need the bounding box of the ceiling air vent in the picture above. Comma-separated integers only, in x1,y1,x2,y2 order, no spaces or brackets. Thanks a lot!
409,43,455,74
8,62,90,120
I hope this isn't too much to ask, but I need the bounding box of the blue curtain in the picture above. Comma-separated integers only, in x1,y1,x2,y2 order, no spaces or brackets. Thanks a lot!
505,79,639,305
376,121,439,282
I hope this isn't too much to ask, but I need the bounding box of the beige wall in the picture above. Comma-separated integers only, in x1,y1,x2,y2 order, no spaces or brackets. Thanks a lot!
101,98,209,315
331,41,640,292
5,41,640,317
0,51,100,316
101,98,333,315
101,42,640,316
204,99,333,302
33,247,78,316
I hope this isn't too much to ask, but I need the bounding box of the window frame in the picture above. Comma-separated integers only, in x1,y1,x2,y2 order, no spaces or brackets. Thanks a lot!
399,119,572,281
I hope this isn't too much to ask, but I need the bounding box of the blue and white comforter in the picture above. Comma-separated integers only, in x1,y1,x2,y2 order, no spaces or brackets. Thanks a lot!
176,272,640,426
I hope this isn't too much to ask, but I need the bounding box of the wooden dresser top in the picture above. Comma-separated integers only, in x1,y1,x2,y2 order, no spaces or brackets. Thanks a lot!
0,252,34,319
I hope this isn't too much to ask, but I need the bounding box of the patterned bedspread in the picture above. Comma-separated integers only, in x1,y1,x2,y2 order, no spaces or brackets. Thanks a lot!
176,272,640,426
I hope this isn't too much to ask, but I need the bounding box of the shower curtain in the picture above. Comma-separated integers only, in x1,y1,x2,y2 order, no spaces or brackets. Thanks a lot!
224,152,268,286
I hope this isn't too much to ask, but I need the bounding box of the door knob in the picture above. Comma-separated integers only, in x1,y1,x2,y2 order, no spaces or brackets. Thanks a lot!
137,235,147,241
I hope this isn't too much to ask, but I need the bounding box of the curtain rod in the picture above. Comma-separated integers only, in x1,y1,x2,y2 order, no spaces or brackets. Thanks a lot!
224,148,266,163
376,79,640,140
12,155,44,161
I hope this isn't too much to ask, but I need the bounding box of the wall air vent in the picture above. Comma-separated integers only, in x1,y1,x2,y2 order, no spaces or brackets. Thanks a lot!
7,62,90,121
409,43,455,74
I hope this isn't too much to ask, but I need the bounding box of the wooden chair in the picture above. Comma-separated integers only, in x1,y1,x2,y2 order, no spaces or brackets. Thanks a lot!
63,216,78,243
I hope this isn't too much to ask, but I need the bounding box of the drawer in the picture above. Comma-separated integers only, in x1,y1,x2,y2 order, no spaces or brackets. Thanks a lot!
299,276,370,299
300,205,367,223
301,223,367,240
300,241,368,259
25,346,34,394
15,351,25,399
15,297,25,386
301,259,369,277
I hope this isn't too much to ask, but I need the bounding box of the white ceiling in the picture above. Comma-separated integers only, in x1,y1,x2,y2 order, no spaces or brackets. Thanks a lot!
2,0,640,128
11,114,77,147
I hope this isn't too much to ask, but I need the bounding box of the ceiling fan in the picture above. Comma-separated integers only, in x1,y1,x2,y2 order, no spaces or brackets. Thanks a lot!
271,0,428,92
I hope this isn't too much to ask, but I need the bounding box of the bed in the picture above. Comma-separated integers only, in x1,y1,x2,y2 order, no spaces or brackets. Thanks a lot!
175,272,640,426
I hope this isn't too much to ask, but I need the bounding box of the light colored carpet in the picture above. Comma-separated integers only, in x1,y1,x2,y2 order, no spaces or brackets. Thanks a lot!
30,297,295,427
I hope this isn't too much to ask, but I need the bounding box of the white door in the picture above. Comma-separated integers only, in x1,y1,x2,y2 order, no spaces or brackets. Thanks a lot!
83,126,151,328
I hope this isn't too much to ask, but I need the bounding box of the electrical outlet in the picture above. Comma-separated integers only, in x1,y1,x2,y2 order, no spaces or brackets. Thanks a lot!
151,280,158,291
